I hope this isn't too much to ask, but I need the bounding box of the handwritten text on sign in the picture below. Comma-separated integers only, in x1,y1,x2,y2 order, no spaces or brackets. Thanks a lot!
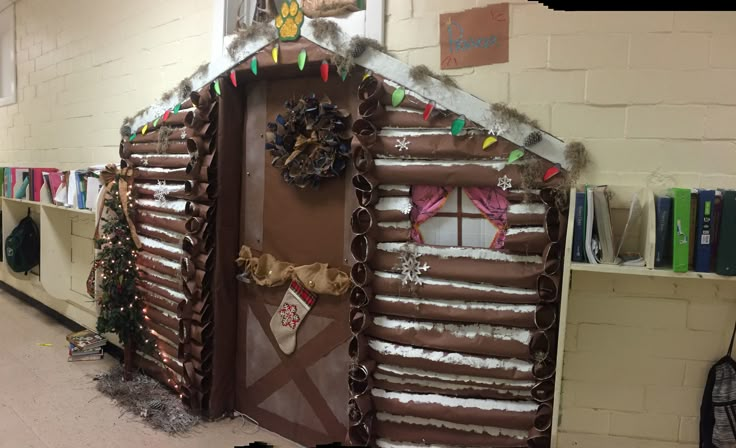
440,3,509,70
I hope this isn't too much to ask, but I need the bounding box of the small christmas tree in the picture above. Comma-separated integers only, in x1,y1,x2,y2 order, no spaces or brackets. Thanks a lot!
94,178,149,379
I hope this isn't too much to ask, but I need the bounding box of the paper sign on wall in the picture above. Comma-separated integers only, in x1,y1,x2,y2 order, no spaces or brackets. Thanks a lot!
439,3,509,70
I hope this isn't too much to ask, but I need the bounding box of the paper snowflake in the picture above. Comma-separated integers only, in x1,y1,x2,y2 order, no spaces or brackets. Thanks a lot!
141,158,149,167
498,174,512,191
394,137,411,152
180,130,187,139
396,245,430,288
153,180,168,204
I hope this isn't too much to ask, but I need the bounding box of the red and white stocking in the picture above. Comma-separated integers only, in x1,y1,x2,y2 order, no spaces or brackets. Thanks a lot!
270,279,318,354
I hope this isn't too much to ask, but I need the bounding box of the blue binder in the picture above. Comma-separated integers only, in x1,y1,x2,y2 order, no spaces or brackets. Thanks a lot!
694,190,716,273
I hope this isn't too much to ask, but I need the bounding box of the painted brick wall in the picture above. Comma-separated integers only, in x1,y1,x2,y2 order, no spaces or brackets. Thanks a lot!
0,0,212,169
385,1,736,446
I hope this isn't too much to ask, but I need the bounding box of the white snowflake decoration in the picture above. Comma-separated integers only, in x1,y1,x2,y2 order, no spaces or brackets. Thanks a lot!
498,174,512,191
394,137,411,152
141,158,149,167
489,120,508,137
153,180,168,204
397,245,430,288
180,130,187,139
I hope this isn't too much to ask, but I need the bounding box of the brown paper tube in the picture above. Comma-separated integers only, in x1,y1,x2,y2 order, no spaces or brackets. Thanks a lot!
371,226,411,243
372,273,539,305
351,234,376,263
184,107,217,129
140,241,183,264
352,143,375,173
187,136,214,157
371,134,519,161
138,269,181,291
186,341,211,363
349,372,373,397
534,305,557,331
181,257,196,280
128,140,189,155
141,287,184,314
373,365,531,391
350,307,371,335
181,181,210,201
135,167,190,182
534,404,553,432
137,253,180,278
161,354,185,376
185,216,204,233
190,90,213,112
129,154,192,169
351,207,376,235
529,332,551,362
358,97,384,121
182,235,203,256
366,322,534,359
193,252,212,271
372,163,551,189
137,225,184,246
356,188,380,208
137,211,189,234
372,250,543,290
184,366,209,391
542,242,562,276
374,208,408,223
137,199,189,217
189,322,212,345
351,262,374,287
372,393,536,430
152,335,178,359
186,154,214,176
183,284,202,303
349,335,369,362
532,360,556,381
531,380,554,403
368,345,535,381
374,419,528,447
132,127,191,144
350,286,373,308
349,394,374,425
503,230,551,255
544,207,561,243
536,274,560,303
352,119,378,149
508,211,546,228
348,417,372,446
145,306,179,330
368,297,538,328
190,303,212,325
358,75,383,103
369,110,463,130
528,432,551,448
379,83,426,113
186,202,210,218
146,320,179,347
353,172,380,193
350,359,376,381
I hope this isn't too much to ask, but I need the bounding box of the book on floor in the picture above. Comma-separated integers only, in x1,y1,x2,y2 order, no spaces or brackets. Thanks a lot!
66,329,106,351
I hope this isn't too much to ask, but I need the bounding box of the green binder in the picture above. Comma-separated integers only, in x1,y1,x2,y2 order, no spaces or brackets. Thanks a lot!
672,188,691,273
715,190,736,276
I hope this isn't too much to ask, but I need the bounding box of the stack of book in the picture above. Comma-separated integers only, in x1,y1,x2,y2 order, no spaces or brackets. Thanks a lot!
66,329,106,362
654,189,735,275
0,166,103,210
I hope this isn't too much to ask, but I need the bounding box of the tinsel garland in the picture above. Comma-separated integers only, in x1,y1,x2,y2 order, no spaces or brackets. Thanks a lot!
265,94,352,188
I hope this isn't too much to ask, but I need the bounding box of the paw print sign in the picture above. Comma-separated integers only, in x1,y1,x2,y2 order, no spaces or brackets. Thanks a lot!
275,0,304,42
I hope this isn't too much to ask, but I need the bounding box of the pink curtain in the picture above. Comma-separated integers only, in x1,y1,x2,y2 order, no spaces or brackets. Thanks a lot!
464,187,509,249
410,186,454,243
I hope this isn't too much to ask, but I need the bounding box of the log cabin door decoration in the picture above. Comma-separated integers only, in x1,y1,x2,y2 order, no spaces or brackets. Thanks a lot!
233,41,361,446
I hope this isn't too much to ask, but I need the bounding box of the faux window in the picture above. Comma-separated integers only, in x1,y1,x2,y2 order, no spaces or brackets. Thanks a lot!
0,3,16,107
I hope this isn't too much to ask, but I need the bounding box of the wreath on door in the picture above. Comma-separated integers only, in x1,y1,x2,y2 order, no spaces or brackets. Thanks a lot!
265,94,352,189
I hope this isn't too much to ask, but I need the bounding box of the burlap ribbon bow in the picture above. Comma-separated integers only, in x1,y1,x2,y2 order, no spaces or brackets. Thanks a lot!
94,163,141,249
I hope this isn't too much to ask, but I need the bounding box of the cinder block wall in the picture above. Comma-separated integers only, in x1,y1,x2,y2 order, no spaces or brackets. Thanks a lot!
385,1,736,447
0,0,212,169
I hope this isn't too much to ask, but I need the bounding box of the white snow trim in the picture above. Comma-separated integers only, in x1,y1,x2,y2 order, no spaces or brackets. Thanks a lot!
371,388,537,413
137,198,187,213
378,185,410,192
506,227,545,236
377,221,411,229
375,272,536,296
378,242,542,264
368,339,533,373
377,364,534,388
140,280,186,301
138,210,185,222
137,183,187,194
510,189,540,195
139,266,180,286
138,224,185,241
376,412,527,438
133,154,191,160
374,159,506,169
140,236,184,257
385,106,423,114
374,295,535,314
376,439,476,448
373,374,529,399
373,316,531,343
508,203,546,215
139,252,180,271
379,128,481,137
375,197,412,212
136,167,183,174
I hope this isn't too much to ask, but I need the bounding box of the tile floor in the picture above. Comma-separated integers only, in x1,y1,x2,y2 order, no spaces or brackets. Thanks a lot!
0,289,300,448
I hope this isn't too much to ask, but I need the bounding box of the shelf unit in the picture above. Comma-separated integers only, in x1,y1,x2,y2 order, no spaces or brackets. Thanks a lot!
0,197,100,331
550,187,736,447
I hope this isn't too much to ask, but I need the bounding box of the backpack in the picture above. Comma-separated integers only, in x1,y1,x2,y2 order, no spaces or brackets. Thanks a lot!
5,212,40,274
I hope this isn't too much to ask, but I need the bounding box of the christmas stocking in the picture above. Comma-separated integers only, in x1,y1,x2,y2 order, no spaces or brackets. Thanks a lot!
270,279,318,354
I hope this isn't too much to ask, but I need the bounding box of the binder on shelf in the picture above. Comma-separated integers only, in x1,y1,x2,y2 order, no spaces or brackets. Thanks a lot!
572,191,586,262
711,191,724,273
671,188,691,273
694,190,716,273
654,195,673,268
4,167,11,198
31,168,57,202
688,190,698,270
715,190,736,276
